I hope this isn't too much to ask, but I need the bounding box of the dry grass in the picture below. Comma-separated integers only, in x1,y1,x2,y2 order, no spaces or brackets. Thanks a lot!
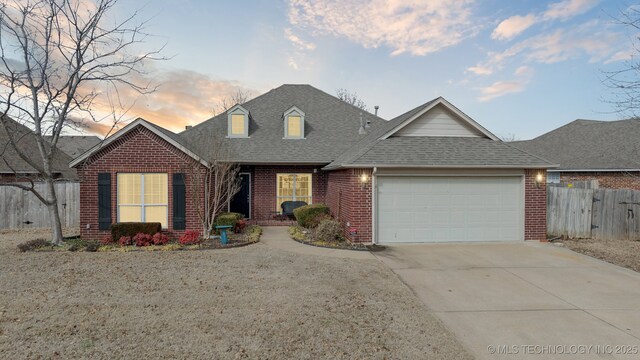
560,237,640,272
0,229,470,359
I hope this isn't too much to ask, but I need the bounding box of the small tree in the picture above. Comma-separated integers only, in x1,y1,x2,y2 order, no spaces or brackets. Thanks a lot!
0,0,162,244
336,88,368,111
213,89,252,115
185,139,241,237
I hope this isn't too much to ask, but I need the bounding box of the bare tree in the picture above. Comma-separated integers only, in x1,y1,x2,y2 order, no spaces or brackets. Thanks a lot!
603,6,640,117
0,0,163,244
336,88,368,111
184,139,241,237
499,133,520,142
213,89,252,115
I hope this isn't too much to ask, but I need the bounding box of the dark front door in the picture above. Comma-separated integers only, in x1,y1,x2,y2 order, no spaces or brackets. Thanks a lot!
230,173,251,218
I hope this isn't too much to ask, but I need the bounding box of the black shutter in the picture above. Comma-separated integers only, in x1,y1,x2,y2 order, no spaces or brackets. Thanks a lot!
98,173,111,230
173,173,186,230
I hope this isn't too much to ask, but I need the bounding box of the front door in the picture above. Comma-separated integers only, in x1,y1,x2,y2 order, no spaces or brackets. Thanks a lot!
230,173,251,218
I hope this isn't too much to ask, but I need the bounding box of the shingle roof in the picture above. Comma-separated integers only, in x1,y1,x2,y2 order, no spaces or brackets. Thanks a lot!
45,136,101,158
0,116,75,178
324,99,553,169
511,119,640,170
179,84,387,163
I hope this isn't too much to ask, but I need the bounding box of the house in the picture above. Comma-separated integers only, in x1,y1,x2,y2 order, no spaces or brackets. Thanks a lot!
0,116,99,182
71,84,554,244
512,119,640,190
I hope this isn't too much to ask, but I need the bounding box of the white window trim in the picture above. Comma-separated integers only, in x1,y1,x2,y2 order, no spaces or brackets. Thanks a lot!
283,106,305,139
117,173,169,228
227,105,250,138
276,173,312,212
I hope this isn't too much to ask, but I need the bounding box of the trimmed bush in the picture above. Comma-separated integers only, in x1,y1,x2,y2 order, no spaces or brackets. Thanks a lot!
313,219,343,242
100,235,114,245
111,222,161,241
179,230,201,245
119,236,133,246
215,212,242,231
152,233,170,245
133,233,153,247
245,225,262,242
293,204,330,228
17,239,51,252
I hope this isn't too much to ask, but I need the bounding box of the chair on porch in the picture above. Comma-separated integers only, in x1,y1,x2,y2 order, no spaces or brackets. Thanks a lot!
280,201,308,220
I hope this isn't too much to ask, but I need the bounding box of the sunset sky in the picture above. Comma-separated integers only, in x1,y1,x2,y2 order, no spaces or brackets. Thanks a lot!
101,0,635,140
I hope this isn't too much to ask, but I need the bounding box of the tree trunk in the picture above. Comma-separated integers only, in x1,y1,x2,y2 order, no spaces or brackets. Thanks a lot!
45,179,64,245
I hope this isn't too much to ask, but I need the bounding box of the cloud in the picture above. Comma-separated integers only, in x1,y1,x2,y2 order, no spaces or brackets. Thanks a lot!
287,0,478,56
466,65,493,75
543,0,600,21
284,28,316,50
491,14,537,41
77,70,259,136
477,66,533,102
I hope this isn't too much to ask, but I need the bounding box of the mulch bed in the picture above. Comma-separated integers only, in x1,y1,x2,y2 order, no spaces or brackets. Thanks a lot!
291,235,385,252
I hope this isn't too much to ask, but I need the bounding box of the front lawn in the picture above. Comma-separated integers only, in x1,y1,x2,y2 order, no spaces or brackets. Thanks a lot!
0,228,471,359
559,237,640,272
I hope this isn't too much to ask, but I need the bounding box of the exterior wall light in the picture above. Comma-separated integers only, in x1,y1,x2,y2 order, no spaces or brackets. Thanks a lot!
360,172,369,189
535,173,544,188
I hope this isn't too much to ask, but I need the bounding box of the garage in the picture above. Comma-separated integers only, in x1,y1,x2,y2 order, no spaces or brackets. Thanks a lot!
376,176,524,243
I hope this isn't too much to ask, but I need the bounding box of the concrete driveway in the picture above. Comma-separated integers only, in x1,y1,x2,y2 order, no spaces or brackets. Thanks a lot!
374,242,640,359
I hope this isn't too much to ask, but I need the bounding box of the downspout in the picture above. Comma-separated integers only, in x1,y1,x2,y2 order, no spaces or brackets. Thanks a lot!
371,167,377,244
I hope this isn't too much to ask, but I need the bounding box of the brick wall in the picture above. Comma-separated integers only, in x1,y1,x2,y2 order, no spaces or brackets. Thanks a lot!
326,168,372,243
525,169,547,241
76,126,202,240
250,165,328,222
559,171,640,190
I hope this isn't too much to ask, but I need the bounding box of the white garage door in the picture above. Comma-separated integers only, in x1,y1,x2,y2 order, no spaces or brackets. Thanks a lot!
377,176,523,243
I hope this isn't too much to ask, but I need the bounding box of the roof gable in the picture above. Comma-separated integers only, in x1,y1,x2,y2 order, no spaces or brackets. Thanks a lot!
381,97,499,141
69,118,207,168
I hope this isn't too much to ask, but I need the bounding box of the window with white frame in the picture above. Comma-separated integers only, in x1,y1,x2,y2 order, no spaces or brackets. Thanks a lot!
117,173,168,227
276,173,312,211
283,106,305,139
227,105,249,138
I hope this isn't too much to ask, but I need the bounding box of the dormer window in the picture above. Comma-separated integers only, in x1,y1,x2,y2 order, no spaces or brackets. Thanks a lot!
283,106,305,139
227,105,249,138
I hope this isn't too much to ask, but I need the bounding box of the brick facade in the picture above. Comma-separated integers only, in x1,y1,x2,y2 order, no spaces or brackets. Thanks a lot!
76,126,202,240
559,171,640,190
326,169,372,243
525,169,547,241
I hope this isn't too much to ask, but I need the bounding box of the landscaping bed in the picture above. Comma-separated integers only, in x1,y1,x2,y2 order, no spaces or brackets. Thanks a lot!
289,225,384,251
558,237,640,272
0,228,471,359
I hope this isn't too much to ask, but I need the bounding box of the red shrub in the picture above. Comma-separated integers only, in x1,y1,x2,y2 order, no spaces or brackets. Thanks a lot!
119,236,133,246
100,235,114,245
133,233,153,247
179,230,201,245
152,232,170,245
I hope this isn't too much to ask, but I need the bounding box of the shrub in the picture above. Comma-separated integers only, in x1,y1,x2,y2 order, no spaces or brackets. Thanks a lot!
215,212,242,231
235,219,247,233
313,219,343,242
100,235,114,245
111,222,161,241
119,236,133,246
17,238,51,252
245,225,262,242
288,225,307,241
179,230,201,245
133,233,153,247
293,204,330,228
85,240,100,252
152,232,170,245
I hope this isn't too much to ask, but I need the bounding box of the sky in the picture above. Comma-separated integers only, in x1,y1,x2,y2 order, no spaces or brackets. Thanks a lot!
83,0,639,139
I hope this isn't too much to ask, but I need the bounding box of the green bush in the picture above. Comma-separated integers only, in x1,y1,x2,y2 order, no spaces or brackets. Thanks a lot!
313,219,343,242
288,225,307,241
17,238,52,252
111,222,161,241
245,225,262,242
214,212,241,230
293,204,330,228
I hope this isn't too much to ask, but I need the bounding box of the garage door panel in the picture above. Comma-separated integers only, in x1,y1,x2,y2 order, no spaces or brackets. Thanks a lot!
377,176,523,243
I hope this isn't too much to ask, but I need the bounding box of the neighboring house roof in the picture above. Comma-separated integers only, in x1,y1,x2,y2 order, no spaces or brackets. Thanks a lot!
179,84,386,163
324,97,553,170
0,116,75,178
45,136,101,158
511,119,640,171
70,118,208,167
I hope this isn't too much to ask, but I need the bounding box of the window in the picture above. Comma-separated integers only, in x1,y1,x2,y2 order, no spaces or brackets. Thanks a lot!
547,172,560,184
117,173,168,227
231,114,245,135
276,173,312,211
227,105,249,137
287,116,301,137
283,106,305,139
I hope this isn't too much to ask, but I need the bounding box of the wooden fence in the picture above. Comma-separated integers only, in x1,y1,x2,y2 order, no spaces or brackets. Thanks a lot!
547,185,640,240
0,182,79,229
